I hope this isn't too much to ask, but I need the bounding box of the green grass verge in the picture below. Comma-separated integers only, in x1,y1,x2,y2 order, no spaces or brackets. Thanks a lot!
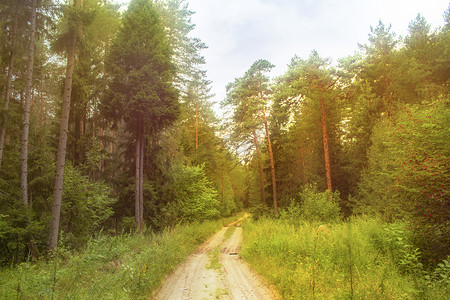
0,220,223,299
240,216,448,299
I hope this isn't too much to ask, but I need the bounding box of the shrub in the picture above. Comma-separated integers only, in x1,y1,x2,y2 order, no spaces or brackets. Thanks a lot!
170,164,220,221
61,163,117,248
249,204,270,221
298,183,341,223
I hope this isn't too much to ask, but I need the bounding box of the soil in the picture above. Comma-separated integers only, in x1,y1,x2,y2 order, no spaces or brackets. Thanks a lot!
153,217,279,299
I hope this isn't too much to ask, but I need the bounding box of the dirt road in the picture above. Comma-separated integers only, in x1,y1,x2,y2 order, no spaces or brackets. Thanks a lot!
153,219,278,299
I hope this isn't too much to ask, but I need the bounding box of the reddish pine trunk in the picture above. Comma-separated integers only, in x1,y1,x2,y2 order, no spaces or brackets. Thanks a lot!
262,105,278,216
320,98,332,195
253,130,266,206
20,0,38,205
299,141,306,184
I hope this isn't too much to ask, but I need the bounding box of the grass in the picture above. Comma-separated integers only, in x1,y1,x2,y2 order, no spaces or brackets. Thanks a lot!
207,225,237,270
240,216,449,299
0,219,224,299
208,246,222,270
224,225,236,240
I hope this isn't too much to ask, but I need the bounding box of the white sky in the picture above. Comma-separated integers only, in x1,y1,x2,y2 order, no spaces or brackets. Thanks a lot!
184,0,448,106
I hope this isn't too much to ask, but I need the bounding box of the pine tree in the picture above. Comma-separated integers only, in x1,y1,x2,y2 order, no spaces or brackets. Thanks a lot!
223,59,278,215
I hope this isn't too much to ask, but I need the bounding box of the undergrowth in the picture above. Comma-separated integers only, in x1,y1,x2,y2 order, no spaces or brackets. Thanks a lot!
0,220,223,299
241,216,449,299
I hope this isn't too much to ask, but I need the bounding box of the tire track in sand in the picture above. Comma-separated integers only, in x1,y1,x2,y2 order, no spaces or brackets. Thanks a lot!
153,218,278,299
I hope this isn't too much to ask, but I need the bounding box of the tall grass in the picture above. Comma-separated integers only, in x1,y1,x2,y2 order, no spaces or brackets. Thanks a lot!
0,220,223,299
241,216,448,299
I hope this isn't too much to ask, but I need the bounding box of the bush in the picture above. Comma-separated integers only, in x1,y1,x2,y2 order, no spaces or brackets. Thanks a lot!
298,183,341,223
249,204,270,221
61,163,117,248
170,164,220,222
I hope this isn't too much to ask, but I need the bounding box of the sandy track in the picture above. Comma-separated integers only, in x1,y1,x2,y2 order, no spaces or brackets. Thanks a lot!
153,222,278,300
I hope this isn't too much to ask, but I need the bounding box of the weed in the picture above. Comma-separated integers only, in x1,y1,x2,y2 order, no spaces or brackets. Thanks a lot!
224,225,236,240
207,246,222,270
214,287,229,298
240,216,448,299
0,220,224,299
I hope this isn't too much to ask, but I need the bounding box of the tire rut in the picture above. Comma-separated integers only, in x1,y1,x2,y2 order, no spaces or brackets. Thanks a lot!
153,219,278,300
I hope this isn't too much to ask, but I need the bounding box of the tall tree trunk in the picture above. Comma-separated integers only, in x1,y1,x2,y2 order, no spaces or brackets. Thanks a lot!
40,78,44,127
299,139,306,184
221,172,224,204
195,102,198,150
99,118,105,174
252,130,265,206
20,0,38,206
139,118,144,231
135,118,141,228
0,7,18,168
47,28,78,252
262,105,278,216
320,98,332,195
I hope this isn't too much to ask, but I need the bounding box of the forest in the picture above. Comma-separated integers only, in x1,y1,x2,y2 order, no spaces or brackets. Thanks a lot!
0,0,449,298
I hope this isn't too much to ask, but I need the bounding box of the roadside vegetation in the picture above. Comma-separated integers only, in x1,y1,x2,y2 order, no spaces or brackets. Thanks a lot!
241,187,450,299
0,220,225,299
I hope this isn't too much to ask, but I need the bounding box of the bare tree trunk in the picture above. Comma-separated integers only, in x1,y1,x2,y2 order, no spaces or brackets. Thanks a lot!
262,105,278,216
99,119,104,173
320,98,332,195
299,140,306,184
195,102,198,150
40,78,44,127
20,0,38,206
289,172,293,200
47,30,77,252
135,118,141,228
221,172,224,204
252,130,265,206
139,118,144,231
0,7,18,168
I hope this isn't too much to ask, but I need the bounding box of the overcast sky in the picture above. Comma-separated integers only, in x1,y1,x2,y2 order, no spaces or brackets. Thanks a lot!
183,0,448,106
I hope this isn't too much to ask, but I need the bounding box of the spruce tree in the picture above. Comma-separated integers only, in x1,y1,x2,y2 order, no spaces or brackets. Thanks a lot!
103,0,179,229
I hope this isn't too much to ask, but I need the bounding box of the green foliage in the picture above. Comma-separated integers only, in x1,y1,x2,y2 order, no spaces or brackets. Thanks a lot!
170,164,220,221
241,216,449,299
298,184,341,223
279,201,302,223
249,204,270,221
60,163,117,248
103,0,179,133
428,257,450,290
281,183,340,224
0,220,223,299
271,51,350,202
356,99,450,263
